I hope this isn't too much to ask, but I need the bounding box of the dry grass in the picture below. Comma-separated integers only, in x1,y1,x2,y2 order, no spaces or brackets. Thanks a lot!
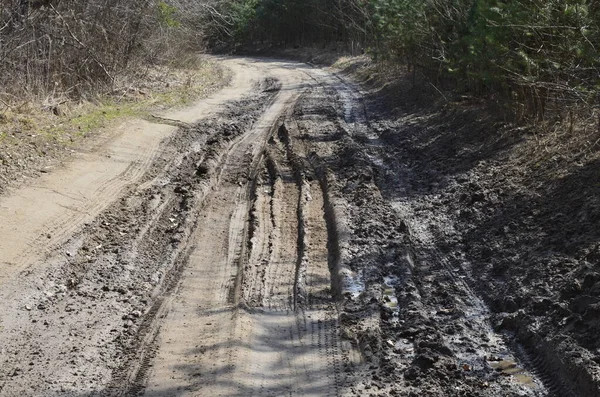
0,57,230,192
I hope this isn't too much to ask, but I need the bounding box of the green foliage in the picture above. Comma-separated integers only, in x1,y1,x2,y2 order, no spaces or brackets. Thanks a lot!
231,0,260,41
371,0,599,114
204,0,371,48
158,1,180,28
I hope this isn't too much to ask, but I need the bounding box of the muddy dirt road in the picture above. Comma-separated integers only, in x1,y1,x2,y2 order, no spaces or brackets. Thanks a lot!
0,58,349,397
0,57,595,396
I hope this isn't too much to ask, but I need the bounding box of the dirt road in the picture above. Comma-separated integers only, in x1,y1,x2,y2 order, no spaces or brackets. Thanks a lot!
0,58,350,396
1,56,591,396
140,62,344,397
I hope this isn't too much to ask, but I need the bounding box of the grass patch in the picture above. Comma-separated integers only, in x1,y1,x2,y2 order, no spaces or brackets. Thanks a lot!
68,104,141,135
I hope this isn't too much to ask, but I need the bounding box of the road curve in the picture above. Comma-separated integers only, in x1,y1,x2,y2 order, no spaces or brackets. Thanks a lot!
0,58,259,289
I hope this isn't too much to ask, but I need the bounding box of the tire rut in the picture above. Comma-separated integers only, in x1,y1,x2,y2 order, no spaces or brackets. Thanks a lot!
232,118,345,397
137,62,348,397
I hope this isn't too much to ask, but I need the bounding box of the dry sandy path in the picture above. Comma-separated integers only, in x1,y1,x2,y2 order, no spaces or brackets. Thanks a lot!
0,57,257,289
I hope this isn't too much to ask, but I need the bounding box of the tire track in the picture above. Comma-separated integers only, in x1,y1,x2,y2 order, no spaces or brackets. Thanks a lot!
0,58,356,397
139,61,347,396
139,63,314,396
236,115,345,397
0,58,261,289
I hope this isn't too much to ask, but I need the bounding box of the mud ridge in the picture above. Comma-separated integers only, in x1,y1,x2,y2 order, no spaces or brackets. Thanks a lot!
233,116,283,308
275,121,310,309
311,156,345,300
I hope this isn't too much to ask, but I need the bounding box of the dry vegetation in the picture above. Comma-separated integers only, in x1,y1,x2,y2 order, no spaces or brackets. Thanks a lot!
0,0,201,98
0,0,232,191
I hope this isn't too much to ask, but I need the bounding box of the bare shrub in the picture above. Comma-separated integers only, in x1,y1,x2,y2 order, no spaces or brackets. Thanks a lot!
0,0,191,104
